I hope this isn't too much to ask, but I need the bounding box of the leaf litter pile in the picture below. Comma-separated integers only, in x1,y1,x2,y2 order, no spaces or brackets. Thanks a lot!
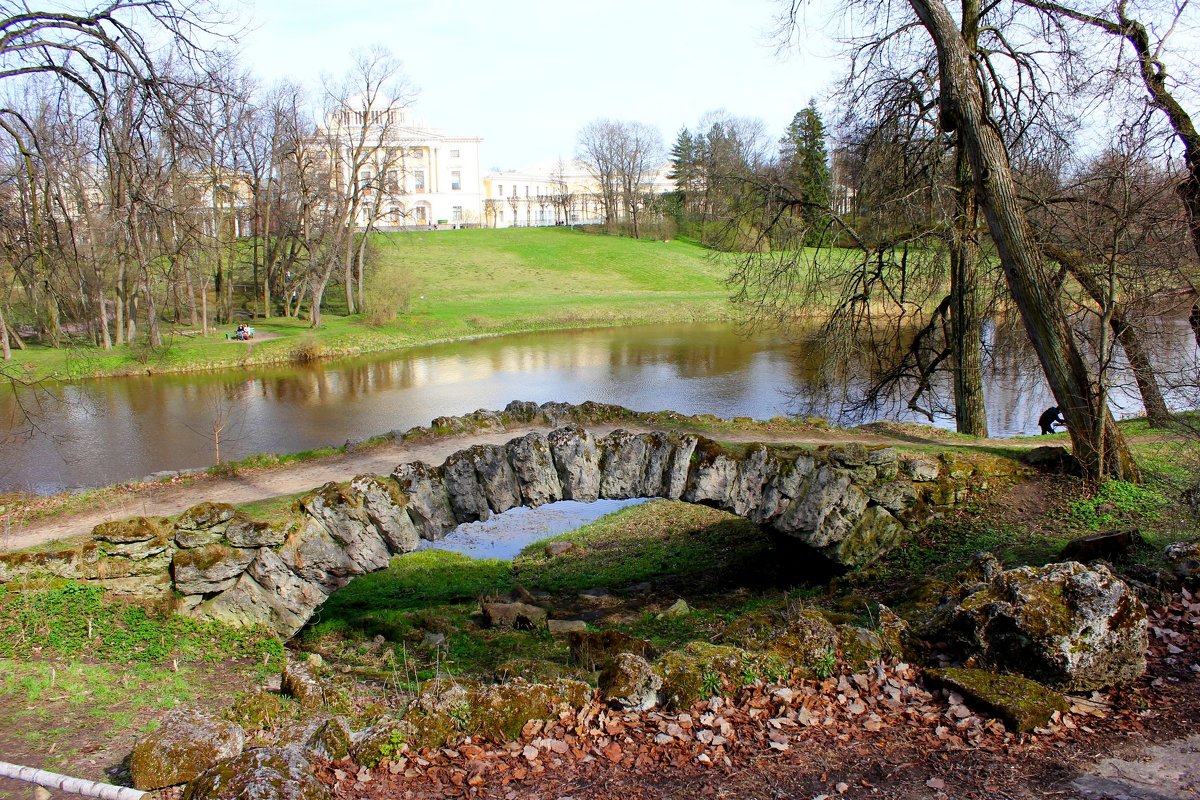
309,588,1200,800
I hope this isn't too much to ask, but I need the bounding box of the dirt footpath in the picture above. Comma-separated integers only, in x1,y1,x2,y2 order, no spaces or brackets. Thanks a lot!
0,424,630,553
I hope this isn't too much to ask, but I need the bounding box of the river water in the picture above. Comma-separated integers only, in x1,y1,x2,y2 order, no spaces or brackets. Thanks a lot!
2,320,1196,494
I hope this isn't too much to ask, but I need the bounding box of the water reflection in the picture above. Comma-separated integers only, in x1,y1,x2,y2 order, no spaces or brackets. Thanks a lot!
1,319,1195,494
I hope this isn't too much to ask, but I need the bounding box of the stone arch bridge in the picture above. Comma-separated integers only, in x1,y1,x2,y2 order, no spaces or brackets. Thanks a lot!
0,406,997,638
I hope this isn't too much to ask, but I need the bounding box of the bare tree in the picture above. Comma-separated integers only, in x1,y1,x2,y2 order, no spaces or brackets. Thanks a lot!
321,46,415,315
577,119,623,229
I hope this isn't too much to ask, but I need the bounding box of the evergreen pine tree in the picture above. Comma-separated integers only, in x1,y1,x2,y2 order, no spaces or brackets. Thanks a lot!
780,99,832,234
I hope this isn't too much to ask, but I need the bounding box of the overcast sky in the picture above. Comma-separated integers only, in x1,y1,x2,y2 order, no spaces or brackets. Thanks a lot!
234,0,841,170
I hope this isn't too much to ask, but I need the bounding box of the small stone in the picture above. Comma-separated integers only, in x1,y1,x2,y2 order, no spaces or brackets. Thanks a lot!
545,541,575,556
547,619,588,636
658,599,691,619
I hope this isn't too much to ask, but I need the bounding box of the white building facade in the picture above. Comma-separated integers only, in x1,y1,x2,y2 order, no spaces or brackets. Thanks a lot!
482,159,674,229
320,105,485,229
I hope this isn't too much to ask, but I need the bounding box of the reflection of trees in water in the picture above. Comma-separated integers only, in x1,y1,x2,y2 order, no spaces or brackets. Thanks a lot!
784,311,1200,434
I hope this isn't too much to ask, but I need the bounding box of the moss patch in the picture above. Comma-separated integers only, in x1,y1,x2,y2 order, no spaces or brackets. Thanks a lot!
924,667,1069,733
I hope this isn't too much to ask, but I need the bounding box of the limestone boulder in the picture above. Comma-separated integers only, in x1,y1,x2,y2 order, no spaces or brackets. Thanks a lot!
442,450,492,522
502,399,543,423
224,518,288,549
181,747,329,800
174,502,236,531
754,454,816,526
172,544,256,595
901,456,941,482
599,429,650,499
682,440,741,507
599,653,662,711
946,561,1148,690
392,461,457,540
196,548,327,638
278,517,360,594
548,424,601,502
300,482,390,573
351,474,420,555
471,443,522,514
131,709,245,790
93,516,168,544
774,464,871,550
507,431,562,506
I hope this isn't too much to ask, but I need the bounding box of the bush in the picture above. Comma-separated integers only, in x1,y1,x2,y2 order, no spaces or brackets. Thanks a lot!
290,335,326,364
362,247,413,326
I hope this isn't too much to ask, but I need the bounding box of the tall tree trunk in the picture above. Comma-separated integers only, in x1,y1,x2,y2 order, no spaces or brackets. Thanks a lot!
95,284,111,351
0,304,11,360
909,0,1138,481
343,235,356,314
949,0,988,437
356,230,369,313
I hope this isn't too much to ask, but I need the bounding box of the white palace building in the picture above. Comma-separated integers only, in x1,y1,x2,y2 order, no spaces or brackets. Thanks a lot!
318,100,671,230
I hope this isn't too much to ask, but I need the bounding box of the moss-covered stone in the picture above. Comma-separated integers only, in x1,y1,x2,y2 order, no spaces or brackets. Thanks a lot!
722,607,838,678
837,625,883,670
656,642,766,708
403,679,478,748
281,660,326,710
924,667,1069,733
131,709,245,790
172,544,256,595
944,561,1148,691
93,516,168,544
176,502,238,532
350,716,416,767
182,746,329,800
469,679,592,741
225,689,296,734
600,653,662,711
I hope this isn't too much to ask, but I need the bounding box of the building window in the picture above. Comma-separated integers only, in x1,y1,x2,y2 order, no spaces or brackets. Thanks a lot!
511,185,517,197
415,171,425,192
451,171,461,191
387,170,399,192
416,206,427,223
450,149,460,158
411,148,424,158
359,170,372,191
497,184,503,196
452,206,462,221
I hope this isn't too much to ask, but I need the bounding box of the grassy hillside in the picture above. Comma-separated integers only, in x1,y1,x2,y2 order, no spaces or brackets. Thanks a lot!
10,228,736,381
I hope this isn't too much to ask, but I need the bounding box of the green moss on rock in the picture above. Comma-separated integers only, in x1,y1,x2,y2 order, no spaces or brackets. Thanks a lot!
924,667,1069,733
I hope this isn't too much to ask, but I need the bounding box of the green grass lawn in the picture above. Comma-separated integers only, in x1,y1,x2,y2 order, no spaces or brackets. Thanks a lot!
8,227,742,381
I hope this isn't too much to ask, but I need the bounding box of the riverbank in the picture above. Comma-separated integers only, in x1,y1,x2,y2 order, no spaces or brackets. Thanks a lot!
6,229,740,382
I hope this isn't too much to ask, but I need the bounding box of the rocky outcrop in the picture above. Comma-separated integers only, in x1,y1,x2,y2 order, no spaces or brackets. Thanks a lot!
1,402,1005,640
130,708,245,790
943,560,1148,691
